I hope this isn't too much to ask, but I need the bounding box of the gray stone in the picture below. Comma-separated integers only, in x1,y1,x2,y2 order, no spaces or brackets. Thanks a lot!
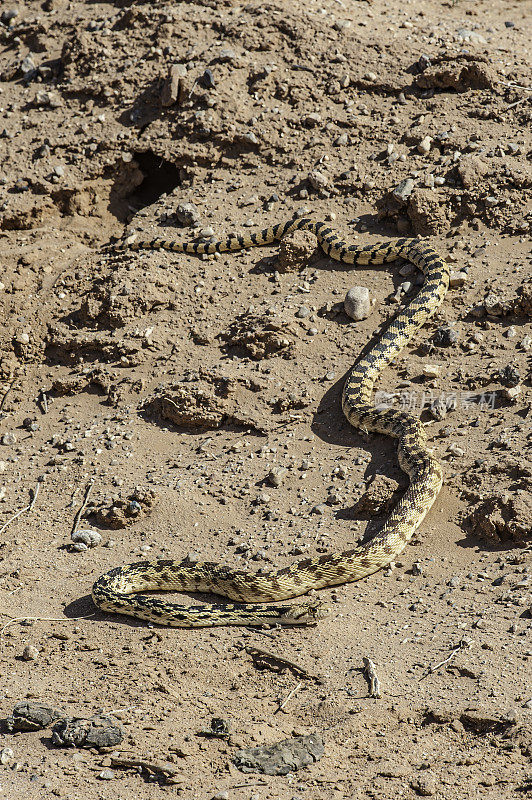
392,178,415,201
234,733,324,775
6,702,65,732
51,714,124,749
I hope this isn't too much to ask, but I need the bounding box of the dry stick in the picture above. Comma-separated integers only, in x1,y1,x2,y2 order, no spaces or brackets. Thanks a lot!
0,613,94,636
278,681,303,712
0,379,16,413
506,96,530,110
362,657,382,698
109,756,182,783
419,637,473,681
246,645,324,683
230,783,268,791
71,479,94,538
0,482,41,538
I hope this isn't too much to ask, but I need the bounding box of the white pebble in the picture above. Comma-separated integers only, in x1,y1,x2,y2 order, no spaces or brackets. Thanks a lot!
423,364,441,378
0,748,14,765
447,443,464,457
417,136,432,155
344,286,371,320
503,385,521,401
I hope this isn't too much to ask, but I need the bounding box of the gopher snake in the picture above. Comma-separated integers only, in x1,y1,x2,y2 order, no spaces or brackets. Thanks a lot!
92,219,449,626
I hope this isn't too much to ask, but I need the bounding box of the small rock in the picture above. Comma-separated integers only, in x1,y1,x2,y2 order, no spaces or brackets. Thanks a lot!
344,286,371,320
450,271,468,287
176,202,200,227
160,64,187,106
218,47,237,63
447,443,464,457
266,467,287,488
236,131,259,145
503,385,521,401
308,170,328,191
410,774,438,796
278,230,317,272
423,364,441,378
334,133,349,146
0,747,14,765
392,178,415,201
1,9,19,24
504,325,516,338
304,112,322,127
22,645,39,661
98,769,115,781
296,305,310,318
2,432,16,445
200,68,215,89
520,334,531,351
417,136,433,155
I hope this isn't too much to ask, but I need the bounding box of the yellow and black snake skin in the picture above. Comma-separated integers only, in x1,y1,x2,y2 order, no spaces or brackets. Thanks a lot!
92,218,449,626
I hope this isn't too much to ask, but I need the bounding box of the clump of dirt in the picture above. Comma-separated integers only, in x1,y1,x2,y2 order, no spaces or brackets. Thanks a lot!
221,312,297,359
466,492,531,544
142,370,269,432
353,474,403,517
92,488,158,530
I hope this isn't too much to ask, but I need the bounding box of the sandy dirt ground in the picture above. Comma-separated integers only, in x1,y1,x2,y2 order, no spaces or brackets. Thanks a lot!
0,0,531,798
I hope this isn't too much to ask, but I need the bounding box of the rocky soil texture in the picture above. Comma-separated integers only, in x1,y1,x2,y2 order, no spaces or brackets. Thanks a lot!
0,1,530,799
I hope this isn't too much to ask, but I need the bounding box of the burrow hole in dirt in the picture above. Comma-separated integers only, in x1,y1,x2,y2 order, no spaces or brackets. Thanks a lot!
115,150,183,222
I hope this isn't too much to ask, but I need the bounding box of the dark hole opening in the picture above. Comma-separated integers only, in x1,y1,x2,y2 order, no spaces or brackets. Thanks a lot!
128,150,182,211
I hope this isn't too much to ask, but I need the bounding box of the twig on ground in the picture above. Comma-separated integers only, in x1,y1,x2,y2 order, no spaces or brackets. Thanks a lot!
39,389,49,414
0,613,94,636
246,645,324,684
506,96,530,110
67,488,80,509
101,705,139,717
109,756,182,784
419,637,473,681
278,681,303,712
0,379,16,413
71,479,94,537
363,657,382,698
0,482,41,538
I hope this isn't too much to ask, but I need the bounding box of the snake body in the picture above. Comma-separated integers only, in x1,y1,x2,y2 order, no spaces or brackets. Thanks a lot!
92,219,449,626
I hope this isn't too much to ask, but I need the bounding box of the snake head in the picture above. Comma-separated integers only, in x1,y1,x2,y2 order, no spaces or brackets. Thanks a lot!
279,599,331,626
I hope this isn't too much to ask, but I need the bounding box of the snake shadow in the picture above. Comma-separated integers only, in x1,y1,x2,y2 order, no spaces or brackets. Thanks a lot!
64,590,275,629
310,368,408,542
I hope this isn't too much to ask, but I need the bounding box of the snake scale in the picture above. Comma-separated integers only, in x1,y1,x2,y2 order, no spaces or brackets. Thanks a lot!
92,218,449,626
